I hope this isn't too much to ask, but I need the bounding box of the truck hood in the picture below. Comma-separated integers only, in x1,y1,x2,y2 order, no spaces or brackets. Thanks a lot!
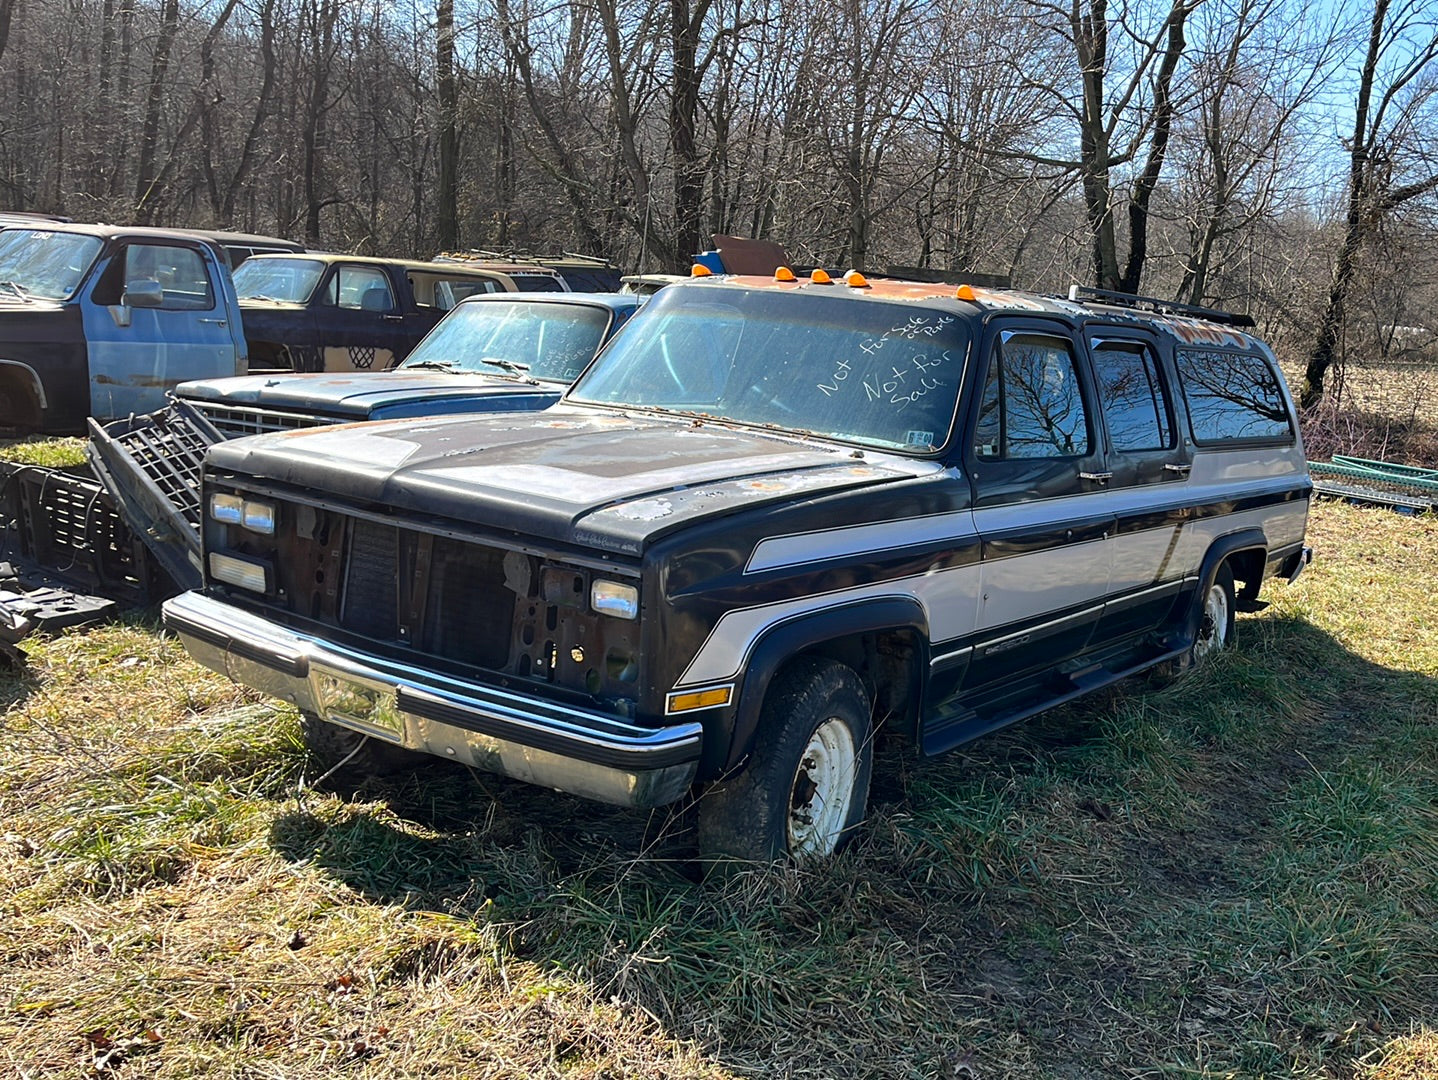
208,405,939,554
176,371,559,419
236,298,307,313
0,296,66,315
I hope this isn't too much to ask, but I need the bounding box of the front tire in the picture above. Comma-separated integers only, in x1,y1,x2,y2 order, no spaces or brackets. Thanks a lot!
697,657,873,864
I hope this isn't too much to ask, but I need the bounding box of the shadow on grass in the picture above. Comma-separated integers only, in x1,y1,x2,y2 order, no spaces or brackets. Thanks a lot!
264,612,1438,1078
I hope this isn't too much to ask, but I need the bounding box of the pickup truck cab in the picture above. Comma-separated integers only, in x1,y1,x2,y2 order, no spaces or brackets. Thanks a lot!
234,253,522,373
164,273,1312,863
0,223,248,432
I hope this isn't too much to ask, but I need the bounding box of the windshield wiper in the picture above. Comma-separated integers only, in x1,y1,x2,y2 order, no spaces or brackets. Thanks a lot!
478,358,531,376
0,280,34,302
402,359,458,371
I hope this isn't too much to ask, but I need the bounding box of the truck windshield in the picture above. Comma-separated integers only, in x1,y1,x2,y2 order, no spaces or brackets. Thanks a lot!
568,284,969,453
0,229,103,300
233,257,326,302
400,299,611,383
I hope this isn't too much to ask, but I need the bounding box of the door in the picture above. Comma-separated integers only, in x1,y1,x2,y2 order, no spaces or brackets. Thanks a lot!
961,324,1114,693
1084,329,1193,646
82,240,236,421
313,263,411,371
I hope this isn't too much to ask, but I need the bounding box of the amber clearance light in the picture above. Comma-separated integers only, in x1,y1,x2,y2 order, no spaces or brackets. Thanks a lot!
666,685,734,714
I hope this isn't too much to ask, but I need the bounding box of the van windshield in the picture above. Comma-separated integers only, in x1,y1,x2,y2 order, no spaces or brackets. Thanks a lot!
0,229,103,301
568,284,969,453
233,257,326,302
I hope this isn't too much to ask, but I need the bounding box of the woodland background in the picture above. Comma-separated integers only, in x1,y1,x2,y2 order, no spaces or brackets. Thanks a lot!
0,0,1436,404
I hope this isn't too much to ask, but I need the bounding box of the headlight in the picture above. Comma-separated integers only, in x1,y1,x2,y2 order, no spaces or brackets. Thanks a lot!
210,493,276,535
590,580,638,619
209,552,271,593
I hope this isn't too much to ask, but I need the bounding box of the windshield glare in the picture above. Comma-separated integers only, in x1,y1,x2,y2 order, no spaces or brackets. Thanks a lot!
233,257,325,302
400,300,610,383
569,285,968,452
0,229,103,300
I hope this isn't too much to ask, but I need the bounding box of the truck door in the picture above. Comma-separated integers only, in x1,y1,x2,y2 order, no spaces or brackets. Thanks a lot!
82,240,237,421
1082,328,1193,646
960,323,1115,694
313,263,411,371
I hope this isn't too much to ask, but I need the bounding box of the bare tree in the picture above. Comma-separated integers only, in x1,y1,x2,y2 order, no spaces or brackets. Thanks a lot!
1301,0,1438,405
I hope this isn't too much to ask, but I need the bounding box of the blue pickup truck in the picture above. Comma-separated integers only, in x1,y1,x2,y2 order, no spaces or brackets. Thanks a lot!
0,223,255,433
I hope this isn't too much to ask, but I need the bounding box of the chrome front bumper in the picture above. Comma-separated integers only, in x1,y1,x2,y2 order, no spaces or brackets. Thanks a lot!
163,591,702,807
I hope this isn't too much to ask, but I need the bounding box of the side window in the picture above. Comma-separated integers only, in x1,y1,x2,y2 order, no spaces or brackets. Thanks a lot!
1175,348,1293,443
974,333,1091,460
329,266,393,311
103,243,216,310
1091,340,1173,452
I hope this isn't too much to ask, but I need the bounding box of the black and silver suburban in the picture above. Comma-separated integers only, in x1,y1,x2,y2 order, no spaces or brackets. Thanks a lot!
163,273,1313,862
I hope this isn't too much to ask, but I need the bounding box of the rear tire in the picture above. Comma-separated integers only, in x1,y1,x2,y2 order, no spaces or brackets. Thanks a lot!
299,712,426,780
697,657,873,865
1151,561,1237,684
1192,562,1236,664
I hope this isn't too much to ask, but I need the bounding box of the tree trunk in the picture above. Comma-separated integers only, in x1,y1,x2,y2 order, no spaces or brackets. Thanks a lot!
1073,0,1120,290
1300,0,1386,407
220,0,280,224
133,0,181,223
0,0,16,66
1119,0,1192,295
435,0,459,251
669,0,709,269
303,0,340,245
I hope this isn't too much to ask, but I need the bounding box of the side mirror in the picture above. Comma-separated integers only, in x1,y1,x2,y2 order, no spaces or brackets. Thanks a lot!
121,278,164,309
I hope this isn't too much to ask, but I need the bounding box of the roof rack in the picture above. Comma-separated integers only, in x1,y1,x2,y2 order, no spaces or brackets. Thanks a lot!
1067,285,1255,328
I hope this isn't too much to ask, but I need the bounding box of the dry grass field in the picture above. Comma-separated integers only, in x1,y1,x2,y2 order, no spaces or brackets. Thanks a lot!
0,495,1435,1078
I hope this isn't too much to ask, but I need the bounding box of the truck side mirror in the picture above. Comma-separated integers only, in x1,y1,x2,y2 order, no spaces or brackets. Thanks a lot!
122,278,165,309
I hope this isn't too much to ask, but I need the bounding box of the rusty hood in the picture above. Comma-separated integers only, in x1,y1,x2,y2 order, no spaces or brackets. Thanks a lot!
206,405,937,554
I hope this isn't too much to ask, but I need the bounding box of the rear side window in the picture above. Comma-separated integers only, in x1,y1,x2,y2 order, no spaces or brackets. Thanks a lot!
1092,340,1172,451
1176,348,1292,444
324,266,393,311
974,333,1091,460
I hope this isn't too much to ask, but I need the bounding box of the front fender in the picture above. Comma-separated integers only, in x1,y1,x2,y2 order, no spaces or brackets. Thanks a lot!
721,595,929,772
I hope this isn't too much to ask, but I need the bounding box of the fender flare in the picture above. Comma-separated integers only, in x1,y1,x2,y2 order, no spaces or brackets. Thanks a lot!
1179,527,1268,645
722,594,930,771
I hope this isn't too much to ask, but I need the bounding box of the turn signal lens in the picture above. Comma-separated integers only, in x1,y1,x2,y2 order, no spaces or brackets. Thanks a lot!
590,580,639,619
666,685,734,713
209,552,270,594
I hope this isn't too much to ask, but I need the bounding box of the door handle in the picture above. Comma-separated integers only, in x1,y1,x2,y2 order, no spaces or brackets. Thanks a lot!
1079,471,1113,482
380,314,404,323
1163,463,1193,474
198,318,227,326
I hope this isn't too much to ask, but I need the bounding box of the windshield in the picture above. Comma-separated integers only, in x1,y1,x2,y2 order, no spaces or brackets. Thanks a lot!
233,256,326,302
399,300,612,383
569,284,968,452
0,229,103,300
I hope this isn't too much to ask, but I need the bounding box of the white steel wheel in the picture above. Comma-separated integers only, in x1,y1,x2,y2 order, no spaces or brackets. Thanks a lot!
1192,563,1236,665
787,716,860,858
696,657,874,865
